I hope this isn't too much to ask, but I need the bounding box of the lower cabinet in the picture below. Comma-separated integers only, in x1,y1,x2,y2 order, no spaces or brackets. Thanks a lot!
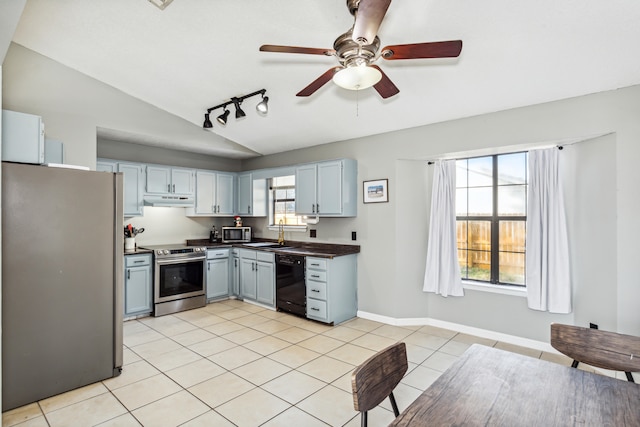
231,248,240,297
206,249,230,301
239,249,275,307
306,254,357,324
124,253,153,316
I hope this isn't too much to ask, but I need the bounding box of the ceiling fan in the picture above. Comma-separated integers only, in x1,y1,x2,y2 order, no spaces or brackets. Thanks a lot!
259,0,463,99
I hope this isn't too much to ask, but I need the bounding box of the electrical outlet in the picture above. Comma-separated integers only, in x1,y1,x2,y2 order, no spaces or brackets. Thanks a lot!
351,231,357,241
310,229,316,238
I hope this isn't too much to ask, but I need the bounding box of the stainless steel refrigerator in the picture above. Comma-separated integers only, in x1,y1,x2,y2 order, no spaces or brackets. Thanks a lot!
2,162,123,411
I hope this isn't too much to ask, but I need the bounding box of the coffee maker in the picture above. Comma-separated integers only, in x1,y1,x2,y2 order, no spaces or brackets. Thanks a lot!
209,225,218,242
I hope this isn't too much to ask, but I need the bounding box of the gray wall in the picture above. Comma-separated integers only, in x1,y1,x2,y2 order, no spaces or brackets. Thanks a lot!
243,86,640,341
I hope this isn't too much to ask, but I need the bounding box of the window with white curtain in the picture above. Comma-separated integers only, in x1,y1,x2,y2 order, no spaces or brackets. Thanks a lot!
456,152,528,286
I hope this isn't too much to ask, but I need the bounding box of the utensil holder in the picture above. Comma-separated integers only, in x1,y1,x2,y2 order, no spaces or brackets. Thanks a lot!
125,237,136,251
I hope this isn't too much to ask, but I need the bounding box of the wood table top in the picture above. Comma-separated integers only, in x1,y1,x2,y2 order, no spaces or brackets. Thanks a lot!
390,344,640,426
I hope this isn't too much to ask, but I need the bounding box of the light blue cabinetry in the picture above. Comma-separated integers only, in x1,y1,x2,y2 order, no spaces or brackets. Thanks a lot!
190,170,235,216
146,165,194,195
237,173,267,216
231,248,240,297
295,159,357,217
306,255,357,324
124,253,153,316
97,160,144,217
239,249,275,306
206,248,230,300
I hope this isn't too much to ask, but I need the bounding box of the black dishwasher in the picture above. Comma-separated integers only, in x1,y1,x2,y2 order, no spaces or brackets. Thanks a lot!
275,254,306,317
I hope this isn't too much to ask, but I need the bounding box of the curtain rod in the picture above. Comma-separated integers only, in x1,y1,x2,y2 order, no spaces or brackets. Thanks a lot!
427,145,569,165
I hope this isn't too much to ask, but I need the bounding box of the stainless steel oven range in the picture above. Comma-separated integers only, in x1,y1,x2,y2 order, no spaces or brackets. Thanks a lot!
142,244,207,316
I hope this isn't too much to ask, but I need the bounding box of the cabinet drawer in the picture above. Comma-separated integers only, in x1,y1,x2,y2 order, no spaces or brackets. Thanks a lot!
306,258,327,271
257,251,275,263
207,248,229,259
307,270,327,282
306,298,327,320
125,254,151,267
307,280,327,300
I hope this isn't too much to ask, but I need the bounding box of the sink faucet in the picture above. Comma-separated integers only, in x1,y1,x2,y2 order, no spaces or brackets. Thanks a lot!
278,219,285,245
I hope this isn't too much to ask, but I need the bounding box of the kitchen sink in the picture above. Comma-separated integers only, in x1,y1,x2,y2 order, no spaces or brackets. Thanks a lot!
242,242,283,248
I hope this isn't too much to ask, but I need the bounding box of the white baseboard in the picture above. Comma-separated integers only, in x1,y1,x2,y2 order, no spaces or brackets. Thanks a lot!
357,310,558,353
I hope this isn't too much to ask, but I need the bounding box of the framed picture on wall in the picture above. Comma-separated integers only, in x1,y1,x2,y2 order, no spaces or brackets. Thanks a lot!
363,179,389,203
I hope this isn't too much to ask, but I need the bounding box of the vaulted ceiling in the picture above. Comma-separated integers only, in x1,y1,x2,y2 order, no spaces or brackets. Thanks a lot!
7,0,640,159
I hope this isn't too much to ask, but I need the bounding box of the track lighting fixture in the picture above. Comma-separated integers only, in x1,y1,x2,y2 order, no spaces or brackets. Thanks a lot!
216,109,230,126
202,89,267,129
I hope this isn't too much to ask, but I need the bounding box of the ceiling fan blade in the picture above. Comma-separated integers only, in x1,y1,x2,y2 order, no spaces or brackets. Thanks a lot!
351,0,392,45
260,44,335,56
370,65,399,99
381,40,463,60
296,67,343,97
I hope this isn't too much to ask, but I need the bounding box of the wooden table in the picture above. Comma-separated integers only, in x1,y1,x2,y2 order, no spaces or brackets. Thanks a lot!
390,344,640,426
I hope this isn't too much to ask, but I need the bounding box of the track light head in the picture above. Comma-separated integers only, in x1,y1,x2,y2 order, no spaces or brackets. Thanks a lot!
232,98,246,119
203,113,213,129
256,95,269,115
216,109,230,125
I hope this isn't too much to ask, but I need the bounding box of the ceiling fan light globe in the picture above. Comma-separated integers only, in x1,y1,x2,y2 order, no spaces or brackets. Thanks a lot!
332,66,382,90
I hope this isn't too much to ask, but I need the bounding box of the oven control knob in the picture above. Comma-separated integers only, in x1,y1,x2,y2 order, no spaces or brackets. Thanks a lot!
163,250,169,255
194,248,200,252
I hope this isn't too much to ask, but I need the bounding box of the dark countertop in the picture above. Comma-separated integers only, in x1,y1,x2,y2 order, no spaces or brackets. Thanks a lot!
185,238,360,259
124,247,153,255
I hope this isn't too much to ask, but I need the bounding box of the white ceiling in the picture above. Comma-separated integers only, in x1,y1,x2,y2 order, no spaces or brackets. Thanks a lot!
9,0,640,159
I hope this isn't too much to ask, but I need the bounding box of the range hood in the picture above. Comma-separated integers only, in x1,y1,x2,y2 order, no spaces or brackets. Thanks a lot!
143,194,195,207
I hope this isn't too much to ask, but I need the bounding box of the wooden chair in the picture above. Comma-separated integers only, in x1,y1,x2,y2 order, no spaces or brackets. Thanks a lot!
351,342,408,427
550,323,640,382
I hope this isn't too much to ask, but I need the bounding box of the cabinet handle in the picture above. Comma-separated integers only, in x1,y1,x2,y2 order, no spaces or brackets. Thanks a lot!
311,289,320,293
234,259,238,267
310,263,320,267
217,205,220,213
316,203,319,213
311,274,320,278
127,269,130,279
248,205,251,214
167,184,171,192
311,307,319,311
208,262,210,271
172,184,175,193
133,260,144,264
312,204,315,213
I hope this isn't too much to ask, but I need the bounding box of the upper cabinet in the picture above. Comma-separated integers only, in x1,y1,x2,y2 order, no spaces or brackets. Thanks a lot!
295,159,357,217
188,170,235,216
237,173,267,217
97,160,144,217
146,165,194,195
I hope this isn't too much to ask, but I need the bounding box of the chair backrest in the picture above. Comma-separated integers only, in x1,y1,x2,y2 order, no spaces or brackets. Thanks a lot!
351,342,408,413
550,323,640,373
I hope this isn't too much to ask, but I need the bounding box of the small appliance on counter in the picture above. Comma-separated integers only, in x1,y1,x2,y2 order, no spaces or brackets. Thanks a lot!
210,225,219,243
222,226,251,243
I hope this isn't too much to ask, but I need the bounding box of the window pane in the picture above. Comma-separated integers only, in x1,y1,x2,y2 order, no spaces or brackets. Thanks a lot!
467,251,491,281
499,252,525,285
498,152,527,185
468,157,493,187
457,220,491,281
456,221,468,249
499,221,526,252
275,189,287,200
498,185,526,216
456,189,468,216
458,249,468,279
456,160,468,188
468,187,493,216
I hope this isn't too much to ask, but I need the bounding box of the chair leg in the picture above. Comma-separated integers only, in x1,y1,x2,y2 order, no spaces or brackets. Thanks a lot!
389,391,400,417
361,411,367,427
625,372,635,383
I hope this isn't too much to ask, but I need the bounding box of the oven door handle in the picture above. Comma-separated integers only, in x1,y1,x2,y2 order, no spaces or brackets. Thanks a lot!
156,256,206,265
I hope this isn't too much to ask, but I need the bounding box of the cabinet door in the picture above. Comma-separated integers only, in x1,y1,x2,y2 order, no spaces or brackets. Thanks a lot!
317,160,342,215
295,164,317,215
232,256,240,296
119,163,144,217
216,173,235,215
97,161,116,173
237,173,252,215
125,265,152,315
240,258,257,300
172,168,194,194
195,171,216,214
146,165,171,194
256,260,275,306
207,258,229,299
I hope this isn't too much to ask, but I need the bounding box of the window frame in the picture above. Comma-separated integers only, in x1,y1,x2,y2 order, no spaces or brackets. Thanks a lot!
456,152,528,287
267,176,308,231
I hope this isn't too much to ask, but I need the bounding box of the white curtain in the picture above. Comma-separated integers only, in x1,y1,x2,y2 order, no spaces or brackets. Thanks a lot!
423,160,464,297
526,148,571,313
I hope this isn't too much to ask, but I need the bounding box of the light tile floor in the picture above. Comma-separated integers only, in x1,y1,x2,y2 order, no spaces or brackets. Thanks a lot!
2,299,628,427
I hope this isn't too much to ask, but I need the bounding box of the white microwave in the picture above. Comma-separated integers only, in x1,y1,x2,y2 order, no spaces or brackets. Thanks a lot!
222,226,251,243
